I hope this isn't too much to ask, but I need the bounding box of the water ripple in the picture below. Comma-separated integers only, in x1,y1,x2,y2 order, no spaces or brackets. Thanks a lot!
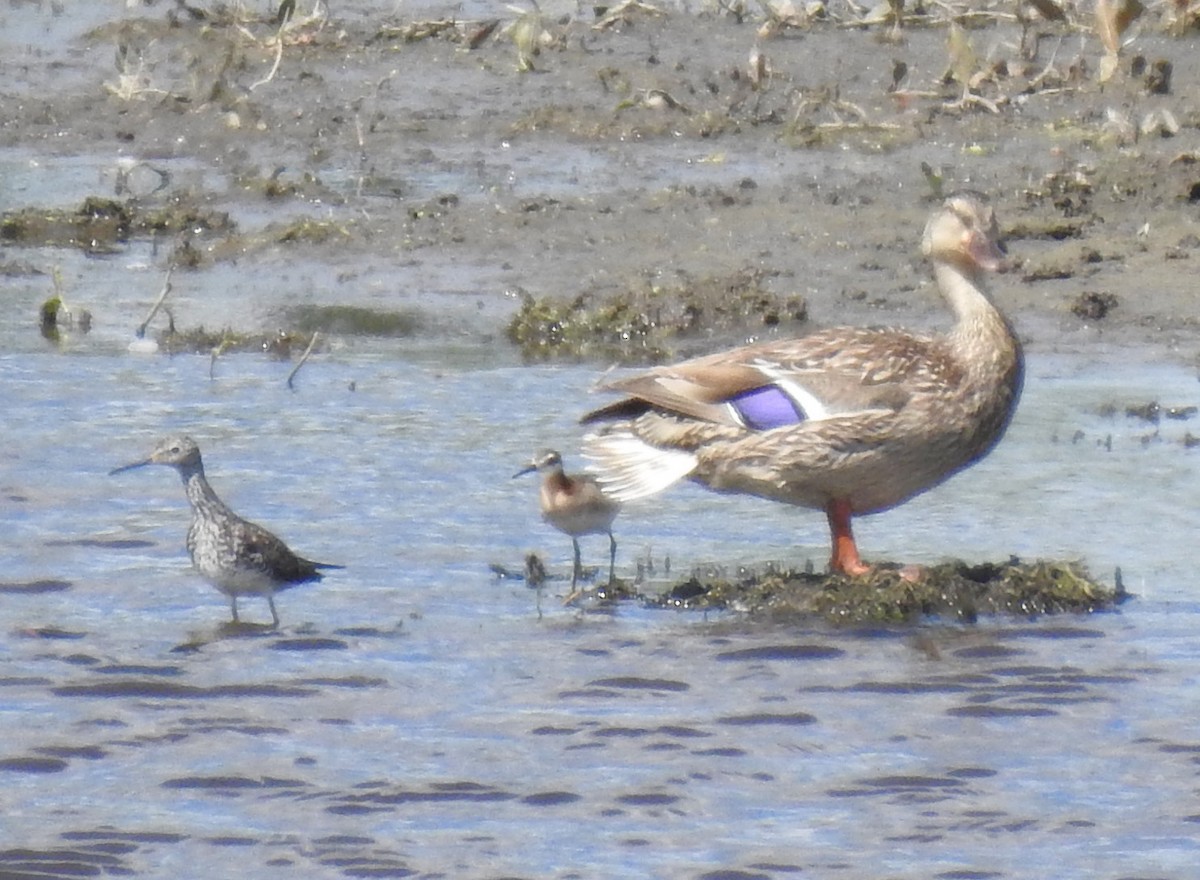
586,676,690,692
0,579,72,594
0,756,69,774
716,644,845,662
51,680,319,699
716,712,818,726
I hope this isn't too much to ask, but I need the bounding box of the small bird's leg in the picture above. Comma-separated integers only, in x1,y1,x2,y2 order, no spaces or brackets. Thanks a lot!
826,498,870,576
607,532,617,585
563,538,584,605
230,596,240,622
268,596,280,628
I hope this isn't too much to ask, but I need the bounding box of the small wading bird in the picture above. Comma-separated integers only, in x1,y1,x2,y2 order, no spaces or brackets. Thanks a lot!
111,435,341,627
581,192,1023,575
514,449,620,604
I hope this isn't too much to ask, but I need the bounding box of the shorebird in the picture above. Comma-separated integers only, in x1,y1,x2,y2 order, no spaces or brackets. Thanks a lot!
582,192,1023,575
514,449,620,603
110,435,340,626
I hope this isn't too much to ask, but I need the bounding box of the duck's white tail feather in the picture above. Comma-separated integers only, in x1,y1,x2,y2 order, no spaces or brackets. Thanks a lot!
582,429,698,502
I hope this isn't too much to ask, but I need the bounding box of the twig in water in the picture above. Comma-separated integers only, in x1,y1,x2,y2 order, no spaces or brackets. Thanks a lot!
137,265,175,339
287,331,320,390
210,337,233,380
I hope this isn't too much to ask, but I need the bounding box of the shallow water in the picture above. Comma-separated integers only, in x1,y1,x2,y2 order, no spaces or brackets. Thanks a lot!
2,345,1200,879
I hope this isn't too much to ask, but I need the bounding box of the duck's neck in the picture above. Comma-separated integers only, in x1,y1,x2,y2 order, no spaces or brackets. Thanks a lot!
934,261,993,323
934,260,1023,410
935,262,1013,345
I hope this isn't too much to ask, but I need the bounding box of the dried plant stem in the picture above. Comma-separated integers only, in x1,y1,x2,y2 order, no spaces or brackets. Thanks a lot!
137,265,175,339
210,338,234,381
287,332,321,390
250,31,286,91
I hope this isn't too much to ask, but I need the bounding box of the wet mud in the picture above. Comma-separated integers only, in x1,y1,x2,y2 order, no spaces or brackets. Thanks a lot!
4,1,1200,359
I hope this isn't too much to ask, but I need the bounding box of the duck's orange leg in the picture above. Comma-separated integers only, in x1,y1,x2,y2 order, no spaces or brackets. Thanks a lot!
826,498,870,576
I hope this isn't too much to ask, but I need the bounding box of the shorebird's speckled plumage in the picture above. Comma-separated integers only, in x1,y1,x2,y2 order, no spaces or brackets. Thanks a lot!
582,192,1024,575
514,449,620,601
111,435,339,626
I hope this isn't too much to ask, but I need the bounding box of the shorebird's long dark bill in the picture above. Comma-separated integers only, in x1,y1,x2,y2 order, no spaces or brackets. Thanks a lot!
512,464,537,479
109,459,152,476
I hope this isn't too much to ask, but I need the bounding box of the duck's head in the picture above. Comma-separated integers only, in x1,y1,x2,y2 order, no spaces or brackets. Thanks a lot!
922,191,1006,275
513,448,563,479
110,435,203,475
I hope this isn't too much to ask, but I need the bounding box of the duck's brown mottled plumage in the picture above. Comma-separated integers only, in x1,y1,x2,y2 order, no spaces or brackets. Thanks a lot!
581,192,1024,575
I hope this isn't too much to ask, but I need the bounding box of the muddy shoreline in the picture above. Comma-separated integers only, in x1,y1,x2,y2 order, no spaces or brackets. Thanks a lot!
2,2,1200,367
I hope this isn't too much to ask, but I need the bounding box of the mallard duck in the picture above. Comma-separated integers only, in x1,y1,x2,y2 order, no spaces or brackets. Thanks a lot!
111,435,341,626
581,192,1023,575
514,449,620,602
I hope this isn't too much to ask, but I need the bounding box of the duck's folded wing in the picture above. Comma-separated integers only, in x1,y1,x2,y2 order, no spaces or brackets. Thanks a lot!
583,344,918,431
584,362,773,427
580,330,945,501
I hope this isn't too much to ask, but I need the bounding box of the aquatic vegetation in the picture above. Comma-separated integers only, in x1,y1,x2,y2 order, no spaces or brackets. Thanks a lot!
507,268,807,363
235,168,341,202
1070,290,1119,320
504,3,547,73
39,269,92,345
288,304,420,337
652,558,1125,624
273,218,352,245
0,198,233,252
155,324,311,356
